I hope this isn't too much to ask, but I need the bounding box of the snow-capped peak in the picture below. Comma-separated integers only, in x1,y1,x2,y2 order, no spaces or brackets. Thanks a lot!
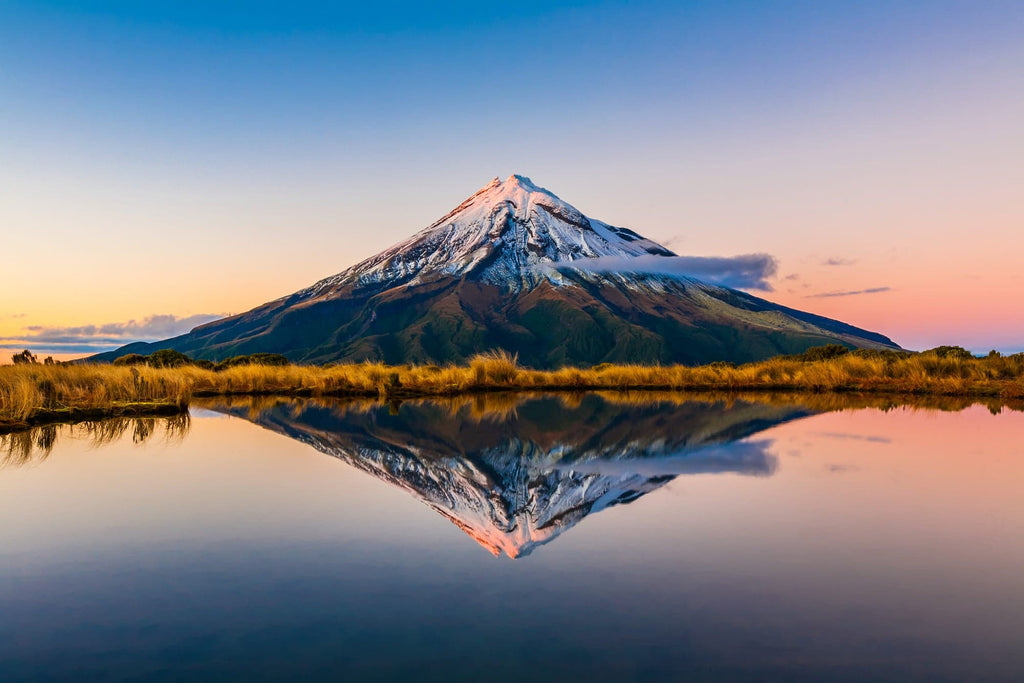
304,174,677,295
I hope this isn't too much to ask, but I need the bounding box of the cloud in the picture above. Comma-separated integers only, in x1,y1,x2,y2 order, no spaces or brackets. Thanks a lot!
561,439,779,477
22,314,223,340
0,313,223,356
560,253,778,291
823,257,856,266
813,431,892,444
0,342,133,354
806,287,891,299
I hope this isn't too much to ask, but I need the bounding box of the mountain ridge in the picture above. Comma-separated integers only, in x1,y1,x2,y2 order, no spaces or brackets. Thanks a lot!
93,174,898,367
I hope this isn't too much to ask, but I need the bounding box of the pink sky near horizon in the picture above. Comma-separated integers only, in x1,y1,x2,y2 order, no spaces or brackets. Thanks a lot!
3,156,1020,360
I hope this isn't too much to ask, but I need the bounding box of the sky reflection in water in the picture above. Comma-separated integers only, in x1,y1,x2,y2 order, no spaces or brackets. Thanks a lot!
0,394,1022,681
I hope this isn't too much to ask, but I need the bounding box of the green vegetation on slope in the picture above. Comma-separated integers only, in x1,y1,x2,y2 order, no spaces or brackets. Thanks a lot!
89,277,899,368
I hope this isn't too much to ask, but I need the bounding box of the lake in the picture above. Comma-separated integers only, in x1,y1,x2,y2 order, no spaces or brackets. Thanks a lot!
1,393,1022,682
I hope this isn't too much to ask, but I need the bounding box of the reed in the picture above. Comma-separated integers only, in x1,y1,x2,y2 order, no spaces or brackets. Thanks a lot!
3,347,1024,431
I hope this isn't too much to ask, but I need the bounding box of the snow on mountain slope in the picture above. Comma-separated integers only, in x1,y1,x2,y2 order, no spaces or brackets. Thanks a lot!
302,174,678,296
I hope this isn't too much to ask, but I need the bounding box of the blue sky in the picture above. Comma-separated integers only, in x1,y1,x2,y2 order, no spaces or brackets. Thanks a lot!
2,1,1023,355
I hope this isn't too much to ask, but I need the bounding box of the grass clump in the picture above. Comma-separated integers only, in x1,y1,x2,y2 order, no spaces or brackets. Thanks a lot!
469,350,520,384
0,363,193,430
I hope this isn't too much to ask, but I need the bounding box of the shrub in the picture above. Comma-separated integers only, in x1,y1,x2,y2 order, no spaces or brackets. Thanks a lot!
11,350,37,365
147,349,195,368
850,348,913,361
113,354,148,367
791,344,850,362
214,353,290,371
926,345,975,361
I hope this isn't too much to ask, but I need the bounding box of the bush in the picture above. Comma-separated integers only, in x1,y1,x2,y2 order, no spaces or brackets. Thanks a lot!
146,349,195,368
850,348,913,362
214,353,290,371
11,349,37,365
113,354,148,367
926,345,975,361
113,350,200,368
790,344,850,362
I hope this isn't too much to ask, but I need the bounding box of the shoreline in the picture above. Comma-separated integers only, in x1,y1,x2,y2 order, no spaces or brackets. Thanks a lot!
0,401,184,434
3,381,1024,435
3,349,1023,434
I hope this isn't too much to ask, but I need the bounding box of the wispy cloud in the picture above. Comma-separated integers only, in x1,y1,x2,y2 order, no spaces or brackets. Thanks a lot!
823,257,856,266
813,431,892,444
806,287,891,298
0,313,223,355
561,253,778,291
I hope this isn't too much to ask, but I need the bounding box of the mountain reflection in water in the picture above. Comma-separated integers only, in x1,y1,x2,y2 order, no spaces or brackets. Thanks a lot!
204,394,812,558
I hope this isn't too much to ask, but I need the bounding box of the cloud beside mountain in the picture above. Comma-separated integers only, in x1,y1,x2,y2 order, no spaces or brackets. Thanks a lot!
562,253,779,291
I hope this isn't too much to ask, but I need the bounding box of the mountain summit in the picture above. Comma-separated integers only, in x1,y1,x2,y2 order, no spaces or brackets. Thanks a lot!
95,175,898,367
305,174,675,295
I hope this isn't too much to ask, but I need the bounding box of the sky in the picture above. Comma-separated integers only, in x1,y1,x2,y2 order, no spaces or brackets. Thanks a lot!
1,0,1023,358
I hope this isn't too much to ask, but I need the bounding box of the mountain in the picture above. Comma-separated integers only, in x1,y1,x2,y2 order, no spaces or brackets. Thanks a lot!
94,174,898,367
207,394,810,558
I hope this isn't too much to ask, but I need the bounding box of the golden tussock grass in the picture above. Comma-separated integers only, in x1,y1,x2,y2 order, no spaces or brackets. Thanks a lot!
0,363,192,427
4,349,1024,431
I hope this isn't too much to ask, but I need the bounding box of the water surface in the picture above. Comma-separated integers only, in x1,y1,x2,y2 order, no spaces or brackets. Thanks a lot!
1,394,1022,681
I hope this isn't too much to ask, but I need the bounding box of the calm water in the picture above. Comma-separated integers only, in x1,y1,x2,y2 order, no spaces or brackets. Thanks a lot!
1,394,1022,682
